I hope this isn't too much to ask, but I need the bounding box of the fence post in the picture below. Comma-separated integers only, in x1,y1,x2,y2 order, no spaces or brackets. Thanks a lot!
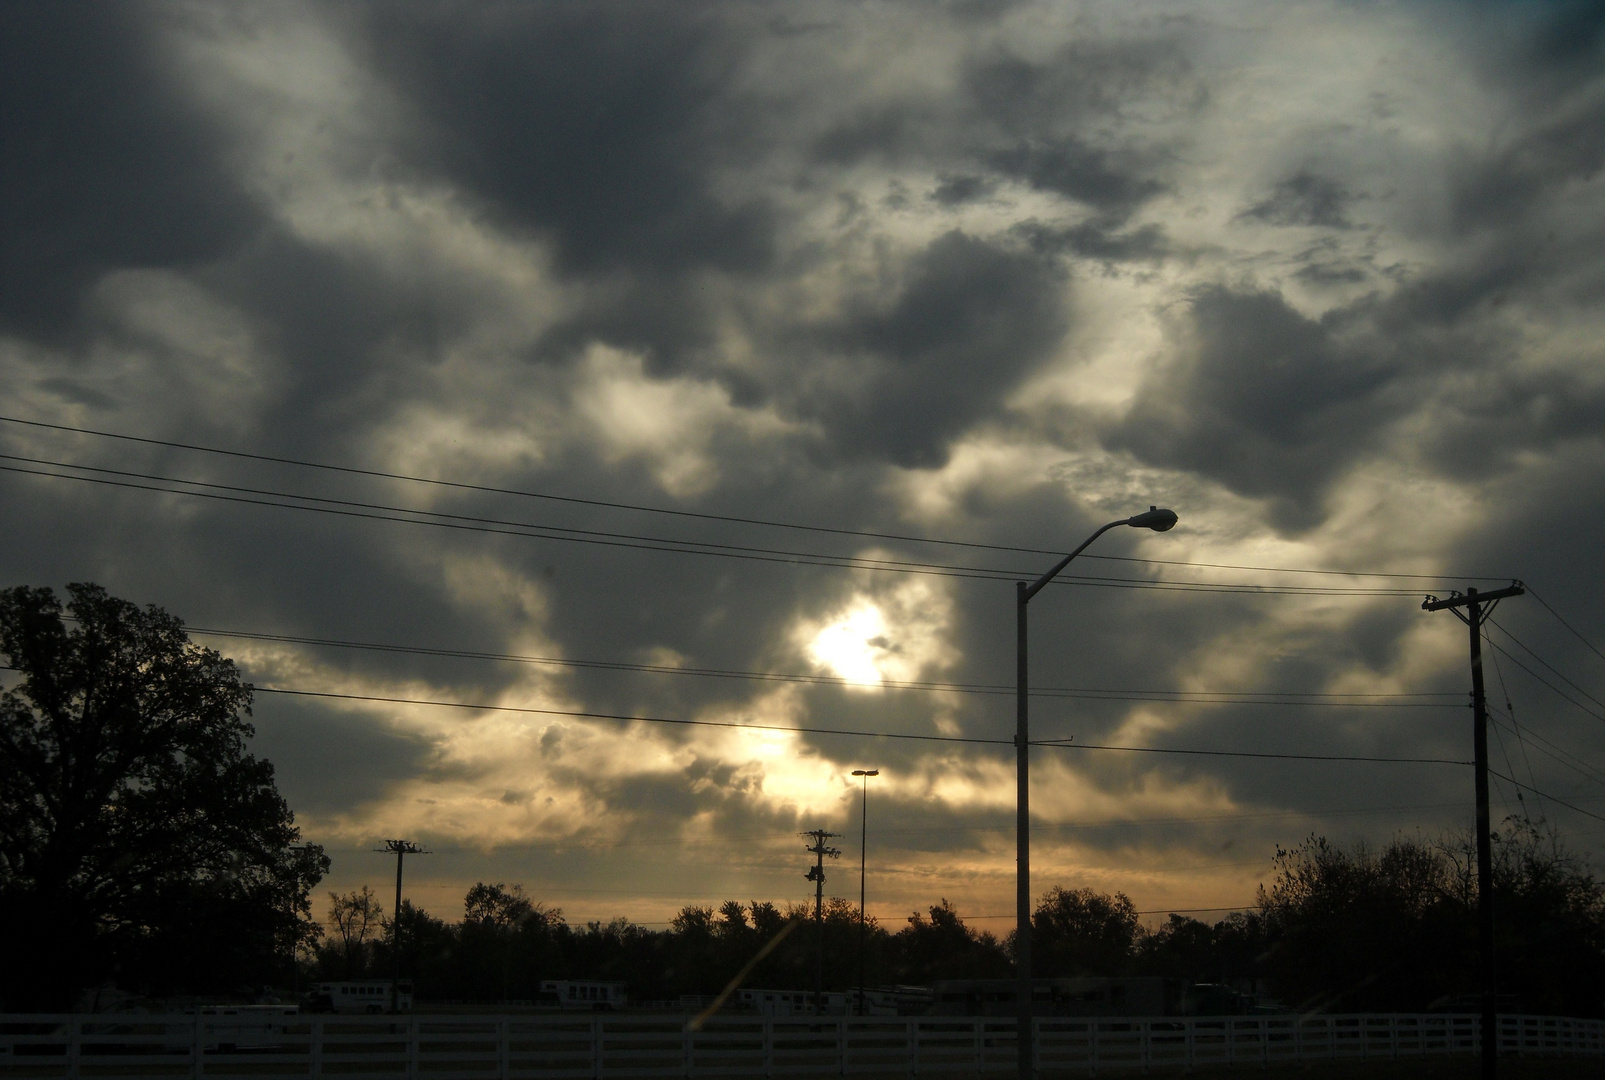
838,1017,847,1077
591,1016,602,1080
406,1016,418,1080
309,1017,323,1078
907,1019,917,1079
764,1017,774,1080
498,1017,510,1080
682,1016,692,1080
65,1016,81,1080
191,1011,205,1079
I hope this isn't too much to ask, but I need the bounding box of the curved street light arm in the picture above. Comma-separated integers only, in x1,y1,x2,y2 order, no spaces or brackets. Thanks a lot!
1021,519,1126,602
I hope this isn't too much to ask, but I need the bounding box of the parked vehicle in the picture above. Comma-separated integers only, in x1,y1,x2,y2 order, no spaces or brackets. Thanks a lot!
538,981,626,1011
302,982,412,1014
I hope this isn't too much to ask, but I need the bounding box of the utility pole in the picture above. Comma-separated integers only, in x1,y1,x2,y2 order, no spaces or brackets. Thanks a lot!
802,829,841,1017
375,839,428,1014
1423,581,1524,1080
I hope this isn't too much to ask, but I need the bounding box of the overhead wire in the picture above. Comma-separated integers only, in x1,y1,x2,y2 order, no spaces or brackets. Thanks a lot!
1486,625,1545,820
1484,704,1605,789
251,684,1472,764
304,801,1471,856
0,414,1509,585
1487,616,1605,712
1482,636,1605,725
1488,770,1605,825
184,623,1462,708
0,455,1430,596
1524,584,1605,666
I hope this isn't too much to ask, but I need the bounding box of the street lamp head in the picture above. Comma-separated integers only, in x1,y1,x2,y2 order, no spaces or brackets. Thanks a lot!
1126,506,1178,532
852,769,879,777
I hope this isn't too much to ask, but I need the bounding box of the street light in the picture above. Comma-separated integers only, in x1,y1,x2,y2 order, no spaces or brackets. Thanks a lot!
1015,507,1177,1080
851,768,880,1016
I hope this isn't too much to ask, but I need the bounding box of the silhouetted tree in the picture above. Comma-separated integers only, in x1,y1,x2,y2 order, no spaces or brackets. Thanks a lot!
1031,886,1140,977
376,900,454,999
894,899,1011,983
1481,821,1605,1015
321,886,384,980
0,583,326,1008
1258,834,1470,1011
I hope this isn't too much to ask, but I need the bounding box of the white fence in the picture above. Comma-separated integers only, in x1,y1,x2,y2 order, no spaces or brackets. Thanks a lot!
1,1012,1601,1077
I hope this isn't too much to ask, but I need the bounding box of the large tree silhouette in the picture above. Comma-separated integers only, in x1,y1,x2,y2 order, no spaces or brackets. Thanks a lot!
0,583,326,1008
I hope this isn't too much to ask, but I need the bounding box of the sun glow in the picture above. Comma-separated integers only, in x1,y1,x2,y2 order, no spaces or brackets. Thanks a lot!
805,601,894,686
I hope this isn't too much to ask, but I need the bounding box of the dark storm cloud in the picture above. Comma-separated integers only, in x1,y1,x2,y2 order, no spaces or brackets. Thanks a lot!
989,137,1165,221
358,3,775,277
1107,286,1405,531
813,33,1185,225
1451,97,1605,233
1242,171,1355,229
250,694,435,817
931,173,999,206
1013,219,1169,263
962,38,1190,221
798,230,1068,468
1447,3,1605,234
965,37,1193,137
0,4,263,342
5,0,1603,914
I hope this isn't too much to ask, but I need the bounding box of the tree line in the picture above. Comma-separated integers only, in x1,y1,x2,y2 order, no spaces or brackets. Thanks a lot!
4,584,1603,1017
324,822,1605,1017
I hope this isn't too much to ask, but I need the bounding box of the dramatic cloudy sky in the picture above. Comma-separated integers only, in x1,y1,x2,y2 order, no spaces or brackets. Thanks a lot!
4,0,1604,932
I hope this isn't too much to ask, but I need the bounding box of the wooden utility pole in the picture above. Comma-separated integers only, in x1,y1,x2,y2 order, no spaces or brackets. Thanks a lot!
1423,581,1524,1080
376,839,427,1014
802,829,841,1017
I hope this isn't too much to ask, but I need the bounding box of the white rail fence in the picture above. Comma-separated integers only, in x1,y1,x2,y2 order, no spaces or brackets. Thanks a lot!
1,1012,1601,1078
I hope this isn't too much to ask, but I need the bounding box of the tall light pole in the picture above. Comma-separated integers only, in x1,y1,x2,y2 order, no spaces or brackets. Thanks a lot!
852,768,879,1016
1015,506,1177,1080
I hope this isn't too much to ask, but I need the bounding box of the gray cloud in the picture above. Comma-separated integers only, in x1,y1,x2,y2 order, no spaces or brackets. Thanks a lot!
1107,286,1406,531
0,5,263,342
2,0,1603,922
1242,171,1355,229
797,230,1069,468
361,3,776,277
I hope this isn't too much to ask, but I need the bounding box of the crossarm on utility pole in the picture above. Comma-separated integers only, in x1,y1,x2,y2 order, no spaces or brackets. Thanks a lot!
1422,583,1525,612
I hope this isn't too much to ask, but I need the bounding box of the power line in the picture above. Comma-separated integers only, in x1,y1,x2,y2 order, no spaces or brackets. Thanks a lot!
0,414,1507,584
184,623,1461,708
1031,738,1465,765
1490,714,1605,792
1524,584,1605,666
1482,637,1605,725
1486,631,1545,821
1488,770,1605,825
0,456,1428,597
256,685,1009,745
1487,617,1605,712
250,684,1472,764
1487,705,1605,786
306,802,1471,857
